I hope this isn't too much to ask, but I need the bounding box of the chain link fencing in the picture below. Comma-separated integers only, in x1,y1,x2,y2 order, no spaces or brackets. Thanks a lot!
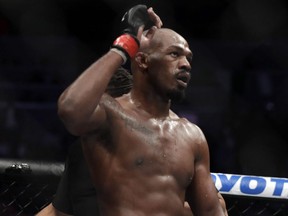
0,159,287,216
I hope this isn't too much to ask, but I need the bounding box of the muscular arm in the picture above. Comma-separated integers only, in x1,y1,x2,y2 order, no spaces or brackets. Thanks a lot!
57,6,162,136
186,126,226,216
57,51,123,135
218,191,228,216
184,192,228,216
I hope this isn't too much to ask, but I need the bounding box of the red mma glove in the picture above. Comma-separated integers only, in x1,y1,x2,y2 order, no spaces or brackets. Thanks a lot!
111,4,154,63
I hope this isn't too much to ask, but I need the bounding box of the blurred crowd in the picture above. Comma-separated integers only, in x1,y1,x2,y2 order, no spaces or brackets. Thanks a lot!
0,0,287,178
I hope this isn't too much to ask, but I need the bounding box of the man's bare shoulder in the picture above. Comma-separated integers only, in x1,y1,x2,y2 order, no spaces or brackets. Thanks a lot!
169,110,197,127
115,93,130,103
169,110,206,142
100,93,130,109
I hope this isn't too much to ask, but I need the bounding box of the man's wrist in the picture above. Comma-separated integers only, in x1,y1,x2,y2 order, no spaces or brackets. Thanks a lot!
111,34,139,59
110,48,127,65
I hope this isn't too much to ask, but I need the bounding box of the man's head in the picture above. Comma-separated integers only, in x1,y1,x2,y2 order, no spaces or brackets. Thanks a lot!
133,28,193,102
106,67,133,97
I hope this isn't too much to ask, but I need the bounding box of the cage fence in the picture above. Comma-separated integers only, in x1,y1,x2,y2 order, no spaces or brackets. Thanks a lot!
0,159,287,216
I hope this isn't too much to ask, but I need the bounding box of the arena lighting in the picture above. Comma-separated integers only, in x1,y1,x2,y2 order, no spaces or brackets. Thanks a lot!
212,173,288,200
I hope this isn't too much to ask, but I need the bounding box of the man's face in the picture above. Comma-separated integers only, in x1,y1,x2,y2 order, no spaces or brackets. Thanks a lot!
145,29,192,102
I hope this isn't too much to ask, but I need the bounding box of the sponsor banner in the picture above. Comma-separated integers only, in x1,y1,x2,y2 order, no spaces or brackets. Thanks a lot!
211,173,288,199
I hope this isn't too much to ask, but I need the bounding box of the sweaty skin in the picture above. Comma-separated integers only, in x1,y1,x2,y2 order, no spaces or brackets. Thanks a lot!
58,19,226,216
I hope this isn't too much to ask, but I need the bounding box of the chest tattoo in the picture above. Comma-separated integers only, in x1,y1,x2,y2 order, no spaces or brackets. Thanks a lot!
121,115,153,136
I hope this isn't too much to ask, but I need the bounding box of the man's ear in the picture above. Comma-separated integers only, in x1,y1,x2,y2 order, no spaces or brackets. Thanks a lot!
134,52,148,70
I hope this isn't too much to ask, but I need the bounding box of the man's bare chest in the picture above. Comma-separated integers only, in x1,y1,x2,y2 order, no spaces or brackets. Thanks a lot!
108,115,195,176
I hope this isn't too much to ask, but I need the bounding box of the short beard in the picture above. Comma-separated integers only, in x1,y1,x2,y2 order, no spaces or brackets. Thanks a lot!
167,89,186,102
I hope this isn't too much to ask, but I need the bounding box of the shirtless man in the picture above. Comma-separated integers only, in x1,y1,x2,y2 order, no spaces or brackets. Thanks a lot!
36,68,133,216
57,5,227,216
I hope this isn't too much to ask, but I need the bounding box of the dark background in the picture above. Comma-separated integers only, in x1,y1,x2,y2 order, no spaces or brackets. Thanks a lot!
0,0,288,178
